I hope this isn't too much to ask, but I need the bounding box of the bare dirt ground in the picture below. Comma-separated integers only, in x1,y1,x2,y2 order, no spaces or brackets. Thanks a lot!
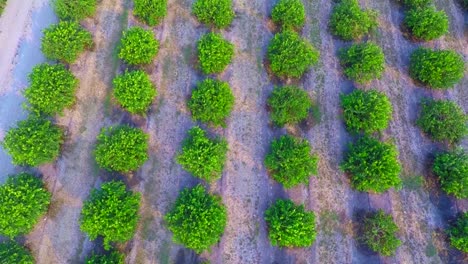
0,0,466,263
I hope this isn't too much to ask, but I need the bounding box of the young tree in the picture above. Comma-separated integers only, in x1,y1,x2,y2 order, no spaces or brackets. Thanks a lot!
113,70,157,115
54,0,97,21
265,199,317,247
94,125,149,173
416,99,467,144
265,135,318,188
271,0,306,31
267,86,312,127
360,210,401,256
404,7,449,41
176,127,228,182
25,63,78,115
192,0,234,28
80,181,140,250
0,241,34,264
197,32,234,74
341,136,401,193
0,173,51,238
409,48,465,89
339,42,385,83
165,185,227,253
340,89,392,134
133,0,167,26
118,27,159,65
433,149,468,199
329,0,378,41
2,117,63,166
188,78,234,127
42,21,93,64
267,30,320,79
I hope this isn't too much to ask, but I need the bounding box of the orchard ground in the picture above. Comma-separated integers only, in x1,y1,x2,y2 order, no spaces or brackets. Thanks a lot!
0,0,466,263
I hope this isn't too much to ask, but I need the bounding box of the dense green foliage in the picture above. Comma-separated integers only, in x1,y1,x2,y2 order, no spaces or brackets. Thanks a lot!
0,241,34,264
341,136,401,193
0,173,51,238
267,86,312,127
267,30,319,78
54,0,97,21
94,125,149,173
361,210,401,256
404,7,449,41
265,135,318,188
133,0,167,26
340,89,392,134
177,127,228,182
399,0,431,9
329,0,378,41
339,42,385,83
188,78,234,127
448,212,468,252
42,21,93,64
409,48,465,89
25,63,78,115
86,250,125,264
80,181,140,250
165,185,227,253
271,0,305,31
118,27,159,65
197,32,234,74
416,99,467,144
265,199,316,248
433,149,468,199
193,0,234,28
113,70,157,114
2,117,63,166
0,0,7,15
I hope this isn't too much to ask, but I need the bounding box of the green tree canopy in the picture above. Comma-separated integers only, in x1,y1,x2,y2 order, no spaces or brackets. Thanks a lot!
271,0,306,31
0,241,34,264
339,42,385,83
133,0,167,26
448,212,468,253
54,0,97,21
193,0,235,28
433,149,468,199
118,27,159,65
404,7,449,41
329,0,378,41
197,32,234,74
86,250,125,264
267,86,312,127
360,210,401,256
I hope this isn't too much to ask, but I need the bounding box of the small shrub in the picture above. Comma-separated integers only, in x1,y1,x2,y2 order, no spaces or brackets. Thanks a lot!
265,135,318,188
197,32,234,74
0,173,51,238
188,78,234,127
265,199,316,248
0,241,34,264
267,86,312,127
118,27,159,65
361,210,401,256
267,30,320,78
86,250,125,264
25,63,78,115
416,99,467,144
165,185,227,253
193,0,234,28
399,0,432,9
2,117,63,166
433,149,468,199
409,48,465,89
341,136,401,193
339,42,385,83
404,7,449,41
329,0,378,41
271,0,306,31
176,127,228,182
94,125,149,173
133,0,167,26
80,181,140,250
340,89,392,134
54,0,97,21
42,21,93,64
448,212,468,253
113,70,157,114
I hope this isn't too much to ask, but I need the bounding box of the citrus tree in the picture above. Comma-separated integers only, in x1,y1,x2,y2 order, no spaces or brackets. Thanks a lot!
433,149,468,199
54,0,97,21
193,0,234,28
271,0,306,31
80,181,140,250
118,27,159,65
404,7,449,41
399,0,431,9
339,42,385,83
360,210,401,256
0,241,34,264
165,185,227,253
113,70,157,115
448,212,468,253
329,0,378,41
2,117,63,166
0,173,51,238
197,32,234,74
86,250,124,264
267,86,312,127
133,0,167,26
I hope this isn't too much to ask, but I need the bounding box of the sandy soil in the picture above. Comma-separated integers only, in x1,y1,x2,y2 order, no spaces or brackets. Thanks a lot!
0,0,466,263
